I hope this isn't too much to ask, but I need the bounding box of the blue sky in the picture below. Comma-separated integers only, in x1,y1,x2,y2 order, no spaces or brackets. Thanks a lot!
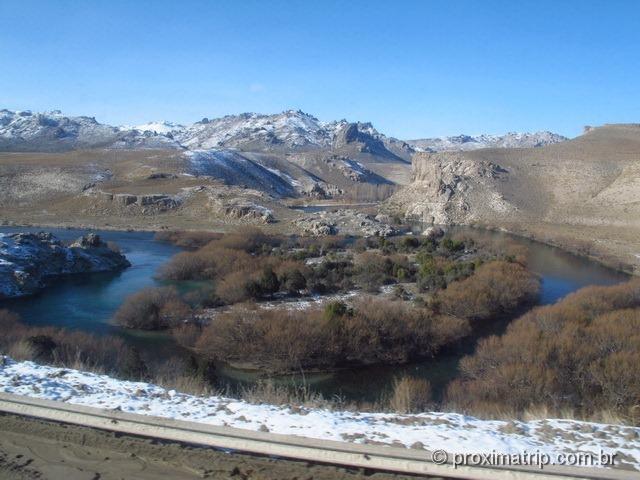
1,0,639,138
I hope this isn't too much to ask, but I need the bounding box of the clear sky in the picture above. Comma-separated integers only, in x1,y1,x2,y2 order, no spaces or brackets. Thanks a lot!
1,0,639,139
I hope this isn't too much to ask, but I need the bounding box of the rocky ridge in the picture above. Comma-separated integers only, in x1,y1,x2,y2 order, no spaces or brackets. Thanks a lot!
407,131,567,152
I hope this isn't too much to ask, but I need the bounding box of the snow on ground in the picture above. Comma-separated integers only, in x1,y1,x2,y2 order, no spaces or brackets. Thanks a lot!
0,357,638,470
259,291,358,311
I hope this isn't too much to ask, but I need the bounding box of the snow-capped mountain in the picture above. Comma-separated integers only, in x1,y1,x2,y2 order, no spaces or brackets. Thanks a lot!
0,109,179,151
0,108,411,158
0,109,119,151
0,108,567,156
407,131,568,152
174,110,413,160
177,110,334,150
133,121,186,135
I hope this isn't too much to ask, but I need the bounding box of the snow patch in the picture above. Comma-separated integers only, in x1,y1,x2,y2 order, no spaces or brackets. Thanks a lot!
0,357,637,470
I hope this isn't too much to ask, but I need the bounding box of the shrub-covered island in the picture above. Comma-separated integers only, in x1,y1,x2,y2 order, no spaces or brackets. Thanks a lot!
114,228,540,373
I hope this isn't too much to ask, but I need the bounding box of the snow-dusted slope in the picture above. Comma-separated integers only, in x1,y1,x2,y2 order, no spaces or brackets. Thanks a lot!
0,108,412,158
187,150,295,197
0,109,120,151
407,131,567,152
178,110,334,150
0,357,637,471
133,121,186,135
0,109,180,151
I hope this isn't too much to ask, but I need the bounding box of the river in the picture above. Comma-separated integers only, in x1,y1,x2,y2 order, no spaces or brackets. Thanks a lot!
0,226,630,401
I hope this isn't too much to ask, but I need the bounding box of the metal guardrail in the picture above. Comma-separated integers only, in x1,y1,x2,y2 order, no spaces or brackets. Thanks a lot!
0,392,635,480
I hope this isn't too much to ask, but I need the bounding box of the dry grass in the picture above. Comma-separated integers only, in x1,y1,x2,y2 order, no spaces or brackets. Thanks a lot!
388,377,432,414
0,309,145,378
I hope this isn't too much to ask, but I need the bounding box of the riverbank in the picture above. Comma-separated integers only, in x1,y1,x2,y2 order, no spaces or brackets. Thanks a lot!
473,222,640,276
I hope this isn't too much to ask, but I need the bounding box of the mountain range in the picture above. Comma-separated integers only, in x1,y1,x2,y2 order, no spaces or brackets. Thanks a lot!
0,108,566,155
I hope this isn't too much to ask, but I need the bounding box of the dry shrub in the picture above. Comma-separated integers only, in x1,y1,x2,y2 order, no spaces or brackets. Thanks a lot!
437,260,540,321
214,260,310,304
6,339,35,361
274,260,310,294
172,323,202,349
389,377,432,413
196,307,329,372
149,356,214,396
352,252,411,292
158,251,214,280
154,230,223,249
159,245,255,281
215,270,258,304
114,287,192,330
446,280,640,421
239,379,331,408
195,297,469,372
0,309,145,378
340,298,468,365
213,227,280,253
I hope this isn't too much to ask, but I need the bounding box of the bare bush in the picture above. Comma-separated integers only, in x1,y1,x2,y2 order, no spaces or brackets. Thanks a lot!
154,230,223,249
195,297,469,372
114,287,192,330
0,309,146,378
446,280,640,421
437,261,540,321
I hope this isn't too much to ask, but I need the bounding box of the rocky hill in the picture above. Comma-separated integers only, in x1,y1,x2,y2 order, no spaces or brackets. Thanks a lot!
0,110,180,151
0,108,415,198
0,108,569,199
387,124,640,272
0,108,412,157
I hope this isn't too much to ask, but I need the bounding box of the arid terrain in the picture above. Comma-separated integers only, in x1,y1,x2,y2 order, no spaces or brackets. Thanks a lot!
386,124,640,273
0,108,573,239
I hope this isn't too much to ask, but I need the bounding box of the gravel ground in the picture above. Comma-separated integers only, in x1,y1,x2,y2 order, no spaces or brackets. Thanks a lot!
0,413,431,480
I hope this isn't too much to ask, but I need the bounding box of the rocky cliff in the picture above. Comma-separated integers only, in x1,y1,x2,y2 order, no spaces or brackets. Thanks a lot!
0,232,130,298
385,151,515,224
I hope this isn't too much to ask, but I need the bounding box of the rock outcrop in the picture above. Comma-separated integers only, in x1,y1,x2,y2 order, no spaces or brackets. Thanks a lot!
0,232,130,298
295,209,395,237
385,151,513,224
